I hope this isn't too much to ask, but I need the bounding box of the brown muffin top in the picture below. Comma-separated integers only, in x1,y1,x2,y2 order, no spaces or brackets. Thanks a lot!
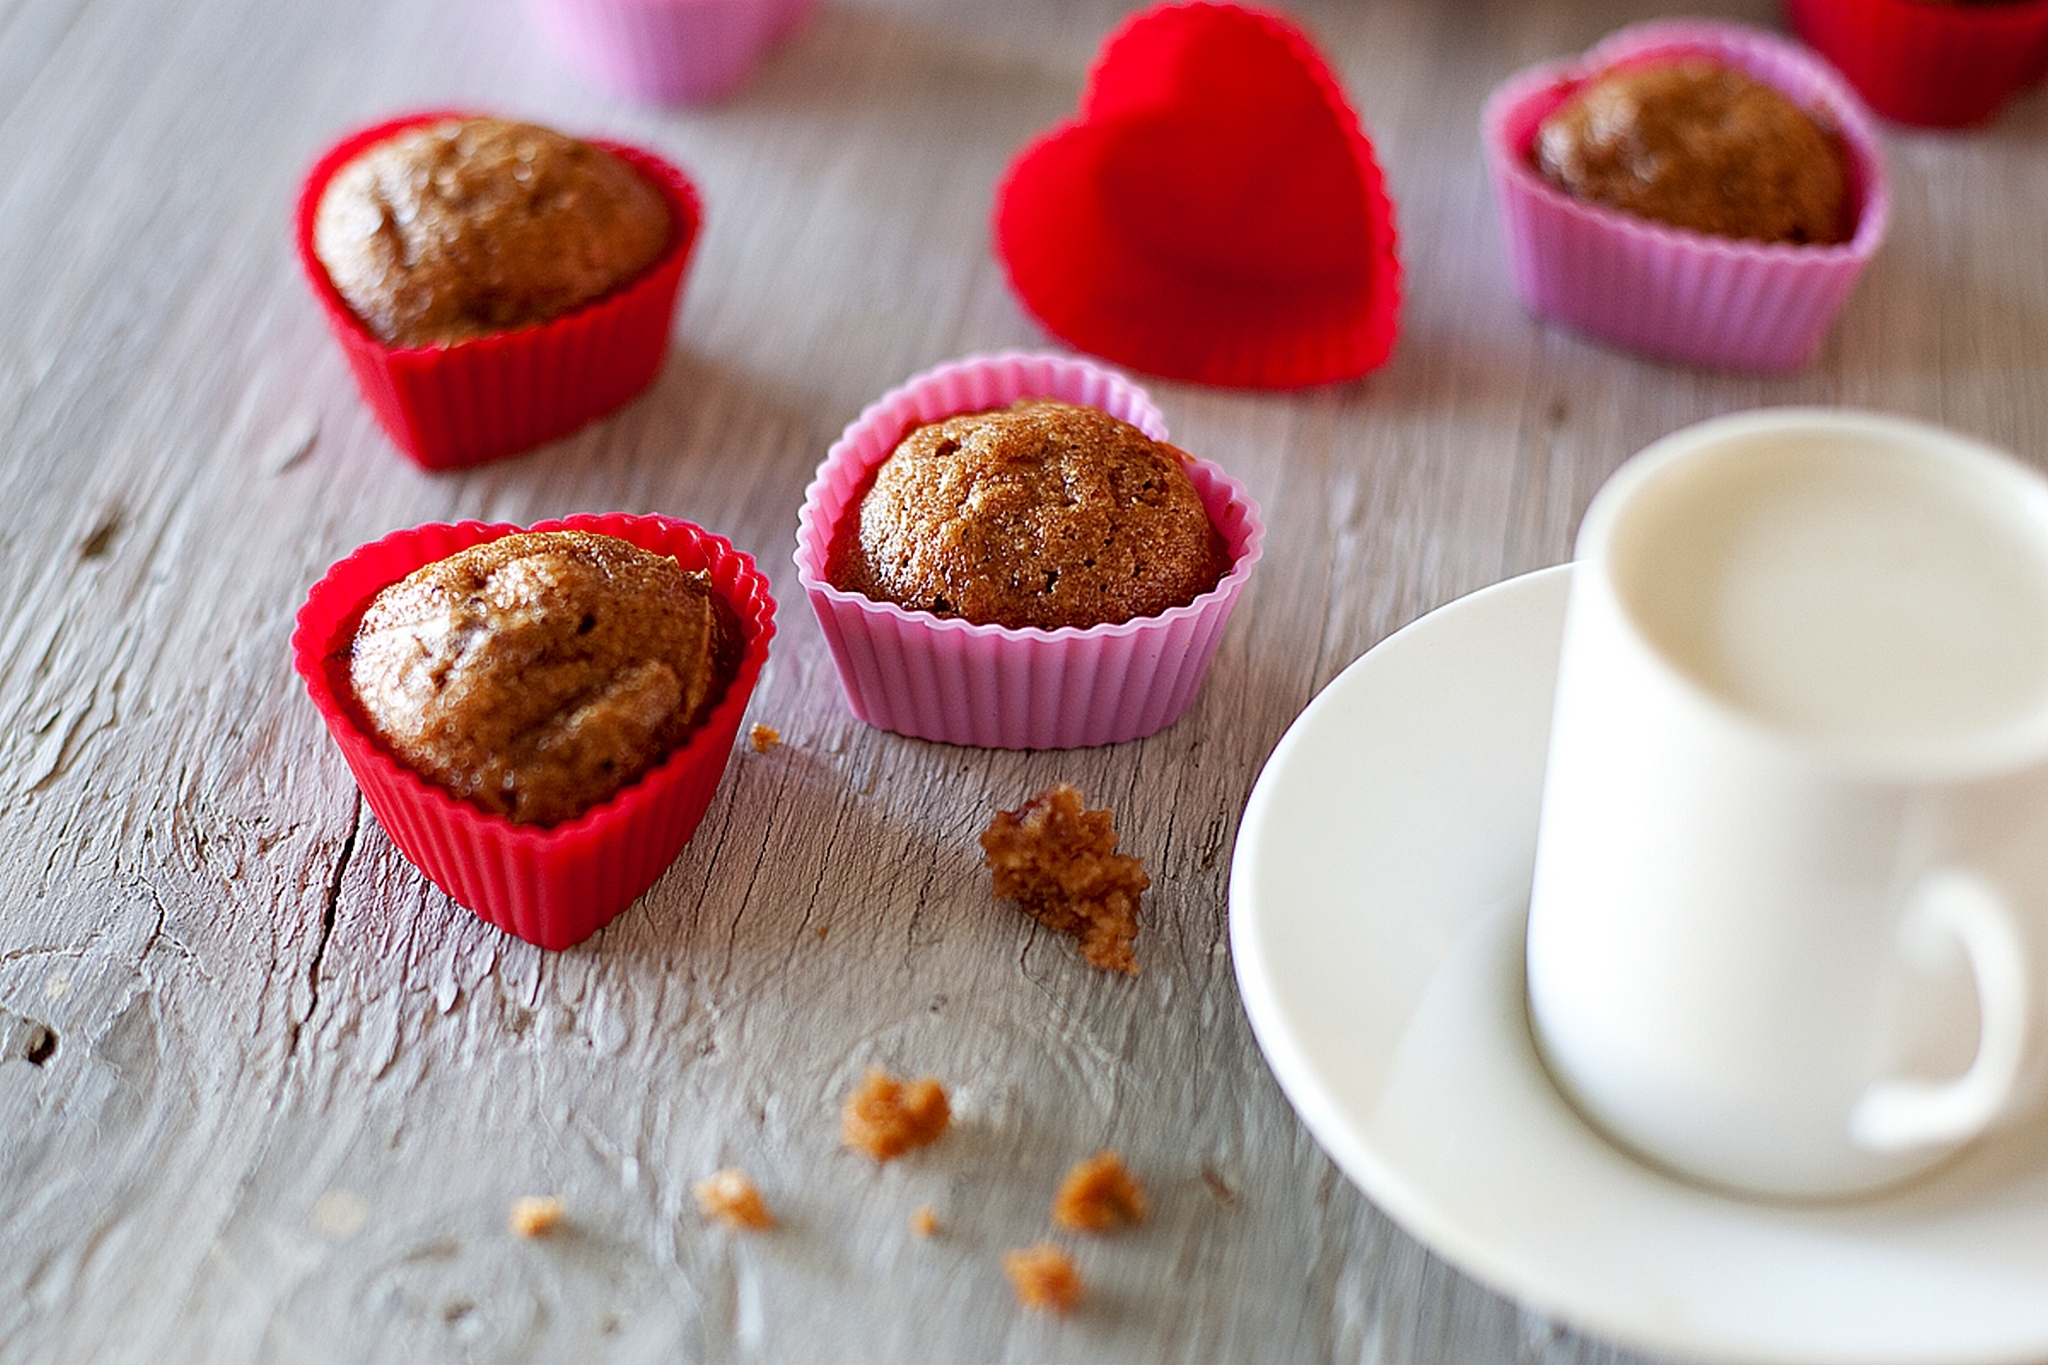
1534,59,1849,246
314,117,671,348
349,530,733,827
828,400,1227,631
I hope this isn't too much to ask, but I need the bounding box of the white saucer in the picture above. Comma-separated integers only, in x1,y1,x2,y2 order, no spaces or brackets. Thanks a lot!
1229,565,2048,1365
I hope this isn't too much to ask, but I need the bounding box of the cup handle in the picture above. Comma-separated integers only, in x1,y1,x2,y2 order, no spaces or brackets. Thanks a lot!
1850,868,2030,1153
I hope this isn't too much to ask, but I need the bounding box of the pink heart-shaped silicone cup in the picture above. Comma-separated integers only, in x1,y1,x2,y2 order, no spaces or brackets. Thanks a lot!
995,2,1401,390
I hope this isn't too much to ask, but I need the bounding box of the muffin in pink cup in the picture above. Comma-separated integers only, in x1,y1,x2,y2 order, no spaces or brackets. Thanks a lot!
292,513,775,950
295,112,704,470
793,352,1264,751
1481,21,1888,373
527,0,818,105
1785,0,2048,129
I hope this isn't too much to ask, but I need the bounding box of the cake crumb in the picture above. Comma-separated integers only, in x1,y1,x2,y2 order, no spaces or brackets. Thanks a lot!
1052,1149,1149,1233
1004,1243,1083,1313
841,1068,951,1160
693,1168,775,1230
910,1205,942,1237
981,783,1148,974
815,925,829,940
508,1195,565,1237
749,723,780,753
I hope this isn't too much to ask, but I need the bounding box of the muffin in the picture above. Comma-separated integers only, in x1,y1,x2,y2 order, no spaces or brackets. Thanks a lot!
1480,21,1888,373
827,400,1227,632
294,514,775,949
793,352,1265,750
295,112,703,470
349,530,736,827
313,117,671,348
1533,59,1848,246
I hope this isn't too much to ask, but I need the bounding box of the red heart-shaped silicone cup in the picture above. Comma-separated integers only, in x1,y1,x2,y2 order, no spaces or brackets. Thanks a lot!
995,2,1400,390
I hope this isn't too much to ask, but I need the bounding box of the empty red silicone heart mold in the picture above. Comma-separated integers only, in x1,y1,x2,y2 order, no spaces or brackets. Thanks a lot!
995,2,1400,390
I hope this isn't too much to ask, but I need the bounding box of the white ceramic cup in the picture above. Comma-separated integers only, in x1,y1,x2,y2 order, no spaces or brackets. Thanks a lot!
1527,409,2048,1200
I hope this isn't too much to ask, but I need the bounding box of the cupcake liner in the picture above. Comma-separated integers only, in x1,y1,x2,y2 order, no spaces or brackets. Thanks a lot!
527,0,818,105
1786,0,2048,129
295,112,704,471
793,352,1264,749
994,2,1400,390
1482,21,1887,374
293,513,776,950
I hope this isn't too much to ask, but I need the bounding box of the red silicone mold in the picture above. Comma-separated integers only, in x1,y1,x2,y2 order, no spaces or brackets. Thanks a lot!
293,513,776,950
1786,0,2048,129
995,2,1401,390
295,112,704,470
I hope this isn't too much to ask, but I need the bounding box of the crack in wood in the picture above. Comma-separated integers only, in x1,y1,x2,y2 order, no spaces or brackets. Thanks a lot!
76,510,122,561
288,799,359,1057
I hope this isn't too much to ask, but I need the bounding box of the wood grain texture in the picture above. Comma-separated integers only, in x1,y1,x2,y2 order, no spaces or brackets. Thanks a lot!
2,0,2045,1359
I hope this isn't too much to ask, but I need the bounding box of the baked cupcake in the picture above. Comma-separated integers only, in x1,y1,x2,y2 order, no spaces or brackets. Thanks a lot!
527,0,818,105
296,112,703,470
826,400,1227,631
294,514,775,949
1482,21,1888,373
1533,60,1848,246
1785,0,2048,128
794,352,1263,750
349,530,738,827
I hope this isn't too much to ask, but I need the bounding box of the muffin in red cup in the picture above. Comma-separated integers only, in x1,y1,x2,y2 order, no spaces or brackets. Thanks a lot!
1786,0,2048,128
292,513,775,949
295,112,704,470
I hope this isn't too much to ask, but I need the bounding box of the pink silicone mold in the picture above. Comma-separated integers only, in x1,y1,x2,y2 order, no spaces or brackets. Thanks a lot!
527,0,818,105
793,352,1264,750
1482,20,1889,373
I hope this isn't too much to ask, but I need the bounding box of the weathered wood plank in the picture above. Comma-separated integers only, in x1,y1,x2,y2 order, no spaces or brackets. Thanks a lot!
2,0,2044,1359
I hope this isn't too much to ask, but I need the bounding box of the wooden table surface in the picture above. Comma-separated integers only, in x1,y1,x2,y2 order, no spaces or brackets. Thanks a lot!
4,0,2045,1358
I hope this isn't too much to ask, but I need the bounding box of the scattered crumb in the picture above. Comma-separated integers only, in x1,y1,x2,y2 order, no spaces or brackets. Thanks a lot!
749,723,780,753
693,1168,775,1230
508,1195,565,1237
981,783,1149,974
911,1205,942,1238
841,1067,952,1160
1053,1149,1149,1233
815,925,829,940
1004,1242,1083,1313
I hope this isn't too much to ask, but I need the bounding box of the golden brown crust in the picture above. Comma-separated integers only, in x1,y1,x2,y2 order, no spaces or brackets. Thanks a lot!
980,784,1148,974
1052,1150,1149,1233
314,117,670,348
828,400,1227,631
349,530,735,827
1535,59,1849,246
841,1068,952,1160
